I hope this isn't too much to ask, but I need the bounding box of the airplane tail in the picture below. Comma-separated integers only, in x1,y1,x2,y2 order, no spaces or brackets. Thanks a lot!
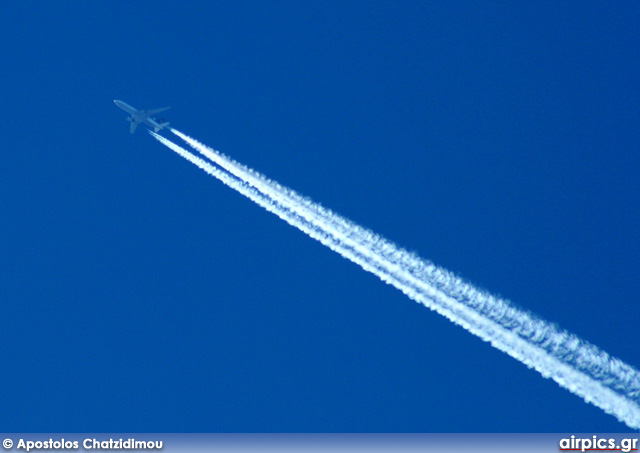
154,122,170,132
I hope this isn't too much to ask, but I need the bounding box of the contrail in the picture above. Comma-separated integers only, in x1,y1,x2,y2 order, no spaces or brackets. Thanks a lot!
151,130,640,429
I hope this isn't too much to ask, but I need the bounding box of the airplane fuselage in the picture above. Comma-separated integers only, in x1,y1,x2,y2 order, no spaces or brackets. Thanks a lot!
114,100,141,118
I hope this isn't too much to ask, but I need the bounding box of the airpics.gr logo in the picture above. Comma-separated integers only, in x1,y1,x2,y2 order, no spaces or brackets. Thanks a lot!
559,435,638,452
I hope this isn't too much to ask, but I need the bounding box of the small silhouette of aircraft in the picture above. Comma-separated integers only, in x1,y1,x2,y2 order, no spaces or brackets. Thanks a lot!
114,100,170,134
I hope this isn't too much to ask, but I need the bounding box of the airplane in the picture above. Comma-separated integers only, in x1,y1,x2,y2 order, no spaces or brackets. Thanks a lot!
113,100,171,134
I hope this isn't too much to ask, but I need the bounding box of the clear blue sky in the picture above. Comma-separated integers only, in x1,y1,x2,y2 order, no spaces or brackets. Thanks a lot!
1,2,638,432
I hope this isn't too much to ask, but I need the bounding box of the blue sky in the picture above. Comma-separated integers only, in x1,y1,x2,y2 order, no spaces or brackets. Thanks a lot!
1,2,638,432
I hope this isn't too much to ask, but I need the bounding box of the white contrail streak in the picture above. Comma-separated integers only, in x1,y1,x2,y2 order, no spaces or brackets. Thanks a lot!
150,130,640,429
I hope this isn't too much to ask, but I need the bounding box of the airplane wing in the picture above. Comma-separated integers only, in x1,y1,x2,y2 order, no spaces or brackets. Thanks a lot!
145,107,170,116
147,116,171,132
130,121,139,134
